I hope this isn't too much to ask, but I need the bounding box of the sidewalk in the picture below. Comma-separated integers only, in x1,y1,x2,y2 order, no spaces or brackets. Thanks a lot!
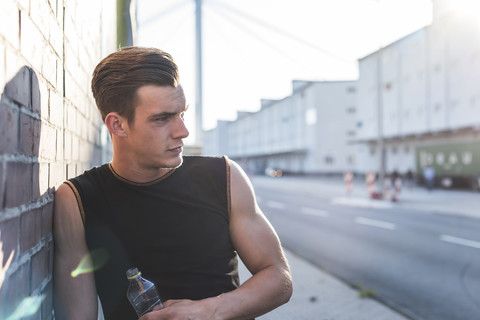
251,175,480,220
245,175,479,319
239,250,409,320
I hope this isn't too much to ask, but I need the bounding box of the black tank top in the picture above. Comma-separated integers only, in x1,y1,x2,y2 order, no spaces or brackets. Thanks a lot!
66,156,239,319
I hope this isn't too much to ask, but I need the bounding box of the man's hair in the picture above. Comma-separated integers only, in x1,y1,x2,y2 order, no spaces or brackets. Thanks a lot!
91,46,179,124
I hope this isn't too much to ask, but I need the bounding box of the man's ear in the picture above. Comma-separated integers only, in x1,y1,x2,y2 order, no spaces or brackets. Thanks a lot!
105,112,128,137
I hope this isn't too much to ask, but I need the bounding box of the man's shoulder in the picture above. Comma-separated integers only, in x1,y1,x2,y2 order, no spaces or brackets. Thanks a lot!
183,155,226,163
68,163,110,182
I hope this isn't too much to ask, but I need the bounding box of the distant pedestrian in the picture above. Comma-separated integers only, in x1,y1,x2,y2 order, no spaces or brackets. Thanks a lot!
423,166,435,191
405,169,414,189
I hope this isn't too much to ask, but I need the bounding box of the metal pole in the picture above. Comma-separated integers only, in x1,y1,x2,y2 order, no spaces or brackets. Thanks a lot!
377,50,385,189
195,0,203,144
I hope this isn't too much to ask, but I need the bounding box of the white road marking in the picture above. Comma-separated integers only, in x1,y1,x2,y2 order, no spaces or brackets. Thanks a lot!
332,197,393,209
440,235,480,250
266,201,286,209
301,207,329,217
355,217,396,230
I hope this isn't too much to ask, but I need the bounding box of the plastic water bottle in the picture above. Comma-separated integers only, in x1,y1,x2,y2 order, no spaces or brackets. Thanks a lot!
126,267,163,317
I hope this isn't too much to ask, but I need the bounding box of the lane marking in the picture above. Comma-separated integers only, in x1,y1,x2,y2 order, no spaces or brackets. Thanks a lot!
355,217,396,230
332,197,393,209
301,207,329,217
440,235,480,250
266,201,286,209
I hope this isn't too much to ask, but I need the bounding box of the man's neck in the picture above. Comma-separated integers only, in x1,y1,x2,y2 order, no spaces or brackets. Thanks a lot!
110,158,173,183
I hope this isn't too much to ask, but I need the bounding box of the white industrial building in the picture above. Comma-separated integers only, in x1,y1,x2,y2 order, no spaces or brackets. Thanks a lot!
203,0,480,185
203,80,358,175
356,0,480,183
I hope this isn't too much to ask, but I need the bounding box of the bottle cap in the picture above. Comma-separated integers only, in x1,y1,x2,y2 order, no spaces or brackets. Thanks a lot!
126,267,141,280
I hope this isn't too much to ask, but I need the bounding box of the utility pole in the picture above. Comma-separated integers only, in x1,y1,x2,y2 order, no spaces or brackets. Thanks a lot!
195,0,203,144
377,49,385,190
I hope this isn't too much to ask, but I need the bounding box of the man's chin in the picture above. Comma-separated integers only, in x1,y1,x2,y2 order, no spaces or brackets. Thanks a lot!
162,154,183,169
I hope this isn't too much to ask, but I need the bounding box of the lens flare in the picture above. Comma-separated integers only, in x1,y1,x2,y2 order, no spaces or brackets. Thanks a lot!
71,248,109,278
5,295,45,320
1,230,15,288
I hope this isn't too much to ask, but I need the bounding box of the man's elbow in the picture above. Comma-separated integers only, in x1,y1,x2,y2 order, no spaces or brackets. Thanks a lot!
278,269,293,306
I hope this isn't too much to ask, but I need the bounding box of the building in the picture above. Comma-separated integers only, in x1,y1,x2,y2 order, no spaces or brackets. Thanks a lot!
203,80,358,175
204,0,480,189
355,0,480,185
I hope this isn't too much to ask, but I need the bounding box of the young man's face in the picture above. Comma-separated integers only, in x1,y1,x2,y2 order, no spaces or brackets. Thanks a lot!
125,84,189,170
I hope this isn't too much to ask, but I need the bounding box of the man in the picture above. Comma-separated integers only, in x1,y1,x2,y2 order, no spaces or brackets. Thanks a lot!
53,47,292,320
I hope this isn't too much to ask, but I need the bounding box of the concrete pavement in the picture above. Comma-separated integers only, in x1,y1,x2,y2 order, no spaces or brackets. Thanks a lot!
245,175,479,319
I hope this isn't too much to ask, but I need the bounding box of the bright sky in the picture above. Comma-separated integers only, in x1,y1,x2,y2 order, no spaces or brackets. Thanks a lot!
136,0,432,141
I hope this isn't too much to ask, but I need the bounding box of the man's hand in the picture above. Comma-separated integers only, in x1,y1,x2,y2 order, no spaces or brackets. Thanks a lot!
139,298,219,320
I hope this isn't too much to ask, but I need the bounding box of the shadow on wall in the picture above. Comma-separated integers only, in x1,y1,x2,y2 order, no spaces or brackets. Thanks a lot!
0,66,55,319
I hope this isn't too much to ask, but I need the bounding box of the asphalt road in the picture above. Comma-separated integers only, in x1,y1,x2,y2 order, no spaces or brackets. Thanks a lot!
252,179,480,320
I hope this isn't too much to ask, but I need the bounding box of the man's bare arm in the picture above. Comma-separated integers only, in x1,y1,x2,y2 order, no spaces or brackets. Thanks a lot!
213,159,292,319
53,183,98,320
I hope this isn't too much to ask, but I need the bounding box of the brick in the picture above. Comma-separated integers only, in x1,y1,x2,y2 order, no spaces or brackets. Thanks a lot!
19,112,41,156
31,246,48,294
64,131,72,161
0,164,3,209
39,123,56,161
38,80,49,122
42,45,57,87
41,201,54,238
0,262,29,319
41,279,54,320
0,42,5,89
32,162,40,200
4,66,31,107
31,71,41,115
30,0,51,40
20,208,42,253
55,128,64,161
49,89,64,128
5,49,26,93
0,218,18,267
66,162,76,180
20,13,43,74
0,102,19,154
49,161,64,188
5,162,32,208
0,0,20,48
38,162,50,196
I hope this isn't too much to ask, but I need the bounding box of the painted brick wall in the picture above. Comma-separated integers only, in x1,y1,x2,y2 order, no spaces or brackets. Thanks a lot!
0,0,116,319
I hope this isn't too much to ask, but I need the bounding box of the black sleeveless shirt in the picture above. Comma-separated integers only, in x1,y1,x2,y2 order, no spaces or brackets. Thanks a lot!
66,156,240,319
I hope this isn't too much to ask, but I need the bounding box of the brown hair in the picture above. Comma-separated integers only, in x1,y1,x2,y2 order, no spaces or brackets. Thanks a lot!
91,46,179,124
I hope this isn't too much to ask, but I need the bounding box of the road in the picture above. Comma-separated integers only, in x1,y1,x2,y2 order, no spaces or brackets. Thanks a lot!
251,176,480,320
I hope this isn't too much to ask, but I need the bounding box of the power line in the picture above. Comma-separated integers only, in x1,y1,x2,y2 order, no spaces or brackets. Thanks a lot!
138,0,191,28
207,0,352,64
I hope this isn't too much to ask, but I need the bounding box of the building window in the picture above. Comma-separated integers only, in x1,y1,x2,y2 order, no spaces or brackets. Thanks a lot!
324,155,334,165
346,107,356,113
346,86,356,93
305,108,317,125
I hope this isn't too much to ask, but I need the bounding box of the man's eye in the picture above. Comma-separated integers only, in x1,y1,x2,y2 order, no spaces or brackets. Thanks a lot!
180,112,185,120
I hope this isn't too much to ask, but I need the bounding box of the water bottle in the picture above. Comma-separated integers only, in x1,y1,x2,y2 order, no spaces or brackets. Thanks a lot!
126,267,163,317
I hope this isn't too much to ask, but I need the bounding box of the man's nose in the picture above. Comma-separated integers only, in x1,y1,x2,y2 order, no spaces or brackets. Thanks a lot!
172,116,189,139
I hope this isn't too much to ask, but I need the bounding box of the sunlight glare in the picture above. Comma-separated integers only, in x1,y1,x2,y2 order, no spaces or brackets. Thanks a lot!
71,248,109,278
0,231,14,289
5,295,45,320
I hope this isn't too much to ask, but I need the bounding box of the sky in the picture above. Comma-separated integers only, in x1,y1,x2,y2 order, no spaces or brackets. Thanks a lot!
136,0,433,142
